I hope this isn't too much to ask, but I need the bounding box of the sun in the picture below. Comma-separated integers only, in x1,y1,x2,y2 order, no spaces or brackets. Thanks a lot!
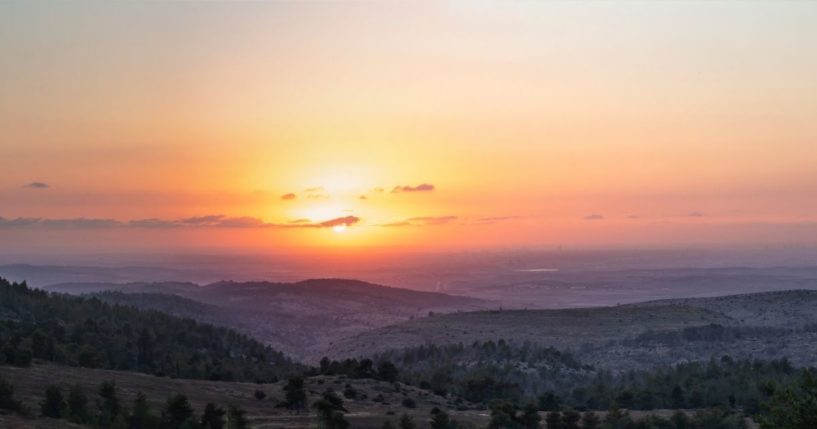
332,224,347,233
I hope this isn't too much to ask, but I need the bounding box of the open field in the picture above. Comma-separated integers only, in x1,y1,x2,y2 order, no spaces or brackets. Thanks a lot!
0,364,760,429
0,364,474,429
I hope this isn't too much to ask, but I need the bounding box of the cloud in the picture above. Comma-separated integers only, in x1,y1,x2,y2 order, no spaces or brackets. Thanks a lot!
584,214,604,220
358,195,368,200
380,221,412,227
478,216,520,222
391,183,435,193
215,216,267,228
689,211,704,217
316,216,360,228
127,218,177,228
287,218,312,224
409,216,457,225
177,215,226,226
23,182,49,189
371,188,384,193
0,217,121,229
380,215,457,227
280,193,297,200
474,216,521,224
0,214,361,230
303,187,330,200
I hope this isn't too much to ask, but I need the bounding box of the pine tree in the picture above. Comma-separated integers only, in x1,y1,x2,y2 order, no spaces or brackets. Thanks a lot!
0,377,21,413
41,385,65,418
562,409,580,429
398,413,416,429
130,392,159,429
520,403,542,429
201,403,225,429
545,411,564,429
671,385,686,408
67,384,93,424
377,361,399,383
283,376,307,412
97,381,121,429
226,404,249,429
162,394,194,429
581,411,600,429
429,410,451,429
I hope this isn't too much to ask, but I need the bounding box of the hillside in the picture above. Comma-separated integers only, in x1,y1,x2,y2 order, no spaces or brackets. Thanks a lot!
331,290,817,370
422,265,817,308
328,304,731,361
45,279,491,361
0,278,302,382
631,289,817,326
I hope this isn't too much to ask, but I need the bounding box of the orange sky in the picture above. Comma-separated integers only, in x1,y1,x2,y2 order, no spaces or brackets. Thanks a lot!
2,1,817,252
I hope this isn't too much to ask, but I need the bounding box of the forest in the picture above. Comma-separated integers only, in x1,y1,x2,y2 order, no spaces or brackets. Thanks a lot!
372,340,804,412
0,277,302,382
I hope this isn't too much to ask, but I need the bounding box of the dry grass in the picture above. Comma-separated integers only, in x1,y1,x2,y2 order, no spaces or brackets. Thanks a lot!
0,364,471,428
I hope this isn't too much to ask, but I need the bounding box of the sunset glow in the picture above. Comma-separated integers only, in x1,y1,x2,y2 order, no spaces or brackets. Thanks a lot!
2,1,817,254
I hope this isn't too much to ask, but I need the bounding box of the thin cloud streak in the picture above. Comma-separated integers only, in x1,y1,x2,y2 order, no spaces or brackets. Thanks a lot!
23,182,49,189
379,215,457,227
0,214,360,229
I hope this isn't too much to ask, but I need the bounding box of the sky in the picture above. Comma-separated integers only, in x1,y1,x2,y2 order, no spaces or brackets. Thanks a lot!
2,1,817,253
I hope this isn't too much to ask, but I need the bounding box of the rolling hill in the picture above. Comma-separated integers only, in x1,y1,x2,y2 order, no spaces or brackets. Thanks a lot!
43,279,492,361
329,290,817,370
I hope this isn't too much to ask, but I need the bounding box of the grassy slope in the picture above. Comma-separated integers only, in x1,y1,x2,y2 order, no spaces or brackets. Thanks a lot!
0,364,760,429
0,364,465,429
